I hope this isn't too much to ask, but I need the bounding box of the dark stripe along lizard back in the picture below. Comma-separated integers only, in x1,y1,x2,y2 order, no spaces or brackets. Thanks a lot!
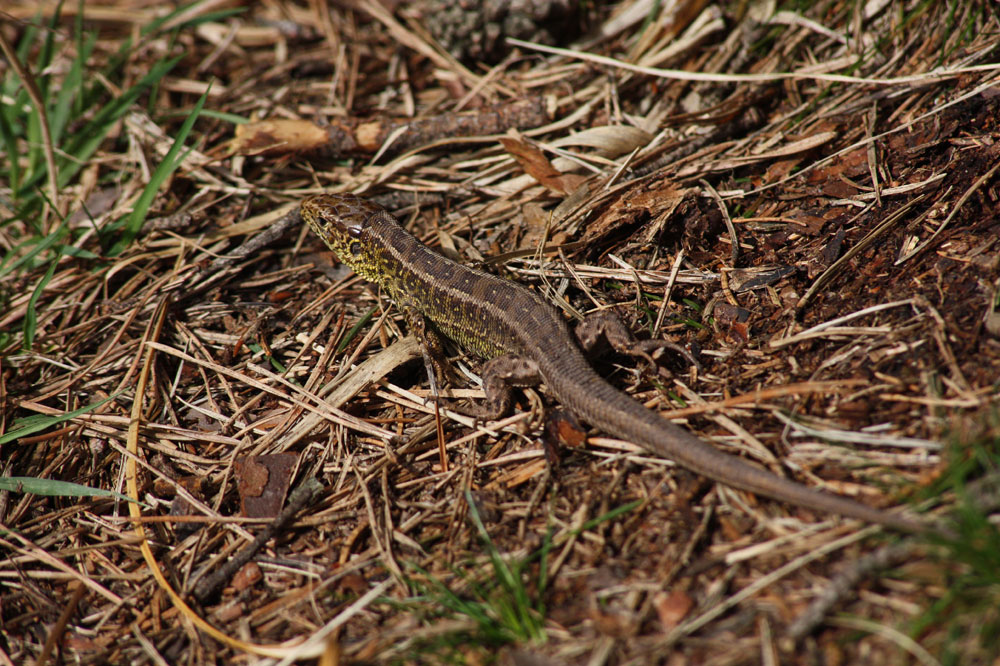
302,193,922,534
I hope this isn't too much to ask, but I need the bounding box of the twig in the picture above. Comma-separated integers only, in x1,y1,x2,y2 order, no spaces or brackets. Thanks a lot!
787,542,914,640
193,476,324,603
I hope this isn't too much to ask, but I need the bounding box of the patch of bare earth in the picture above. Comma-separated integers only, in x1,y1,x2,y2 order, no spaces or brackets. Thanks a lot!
2,1,999,663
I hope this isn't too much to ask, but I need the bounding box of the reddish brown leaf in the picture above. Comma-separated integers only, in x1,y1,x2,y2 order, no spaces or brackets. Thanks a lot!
498,136,585,194
234,453,298,518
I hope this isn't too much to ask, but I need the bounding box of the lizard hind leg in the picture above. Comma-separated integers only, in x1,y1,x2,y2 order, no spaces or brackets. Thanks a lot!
438,354,543,421
474,354,543,420
575,311,701,373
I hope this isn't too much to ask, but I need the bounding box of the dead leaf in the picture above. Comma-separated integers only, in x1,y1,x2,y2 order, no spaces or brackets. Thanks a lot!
499,136,586,194
234,453,298,518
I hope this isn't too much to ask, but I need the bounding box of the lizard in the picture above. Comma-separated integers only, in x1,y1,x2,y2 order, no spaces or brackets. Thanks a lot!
301,192,924,534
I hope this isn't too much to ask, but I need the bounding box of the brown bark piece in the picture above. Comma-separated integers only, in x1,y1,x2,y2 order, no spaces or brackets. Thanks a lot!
234,453,297,518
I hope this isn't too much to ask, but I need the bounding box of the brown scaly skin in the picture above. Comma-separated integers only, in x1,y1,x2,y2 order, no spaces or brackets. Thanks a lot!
302,193,925,534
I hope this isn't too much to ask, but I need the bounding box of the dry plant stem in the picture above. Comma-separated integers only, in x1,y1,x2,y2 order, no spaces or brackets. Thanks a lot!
354,464,404,582
662,526,882,649
188,206,302,292
125,298,299,658
0,30,61,223
823,617,939,666
269,579,394,666
144,341,398,441
700,179,738,266
509,37,1000,86
0,528,121,604
130,625,168,664
749,72,1000,198
193,476,323,603
895,160,1000,265
788,541,914,640
33,581,85,666
434,400,448,472
355,0,481,89
643,499,716,609
865,103,882,206
651,248,684,337
795,197,926,312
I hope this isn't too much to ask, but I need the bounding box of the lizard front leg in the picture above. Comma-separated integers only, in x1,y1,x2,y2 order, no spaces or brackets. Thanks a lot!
401,305,452,398
575,310,700,372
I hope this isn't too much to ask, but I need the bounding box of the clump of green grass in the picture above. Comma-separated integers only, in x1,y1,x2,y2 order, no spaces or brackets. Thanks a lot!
399,490,550,659
0,392,150,516
911,414,1000,664
0,2,231,351
1,5,177,235
387,491,641,661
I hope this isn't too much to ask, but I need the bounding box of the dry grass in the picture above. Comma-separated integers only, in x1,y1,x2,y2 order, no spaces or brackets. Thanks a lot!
2,1,1000,663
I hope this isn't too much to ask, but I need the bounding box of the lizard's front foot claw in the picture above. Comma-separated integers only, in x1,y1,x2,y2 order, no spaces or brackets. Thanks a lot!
634,339,701,373
431,393,505,430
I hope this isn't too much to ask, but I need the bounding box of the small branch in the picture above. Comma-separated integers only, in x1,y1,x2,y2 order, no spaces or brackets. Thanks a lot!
192,477,324,604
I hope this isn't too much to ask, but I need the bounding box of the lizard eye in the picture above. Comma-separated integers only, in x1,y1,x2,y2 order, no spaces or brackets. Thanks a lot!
349,241,362,256
347,225,363,239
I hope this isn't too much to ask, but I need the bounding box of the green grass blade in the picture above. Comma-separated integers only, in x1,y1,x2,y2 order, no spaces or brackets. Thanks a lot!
337,306,377,353
175,7,247,28
13,15,38,62
579,499,641,532
22,257,58,350
50,31,95,147
36,2,61,92
57,55,183,191
0,393,118,445
0,103,21,198
24,88,42,183
465,489,545,643
536,526,552,611
108,85,209,256
21,2,62,181
138,0,208,36
0,216,68,279
181,108,246,124
0,477,142,505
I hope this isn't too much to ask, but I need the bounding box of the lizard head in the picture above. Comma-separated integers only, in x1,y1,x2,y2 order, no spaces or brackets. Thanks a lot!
301,193,384,279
